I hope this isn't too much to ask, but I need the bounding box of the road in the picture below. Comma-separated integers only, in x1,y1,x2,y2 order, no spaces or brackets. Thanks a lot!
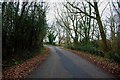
27,46,114,78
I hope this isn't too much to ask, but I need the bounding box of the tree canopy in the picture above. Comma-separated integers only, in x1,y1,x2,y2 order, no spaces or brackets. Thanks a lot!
2,2,48,60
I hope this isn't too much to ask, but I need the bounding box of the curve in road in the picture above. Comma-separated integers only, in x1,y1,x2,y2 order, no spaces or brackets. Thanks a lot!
27,46,114,78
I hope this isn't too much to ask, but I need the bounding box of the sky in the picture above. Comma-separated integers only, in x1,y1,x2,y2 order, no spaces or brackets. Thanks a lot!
43,0,119,41
45,0,113,26
0,0,119,40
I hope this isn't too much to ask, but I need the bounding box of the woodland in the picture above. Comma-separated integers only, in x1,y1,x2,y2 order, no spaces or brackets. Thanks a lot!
2,0,120,69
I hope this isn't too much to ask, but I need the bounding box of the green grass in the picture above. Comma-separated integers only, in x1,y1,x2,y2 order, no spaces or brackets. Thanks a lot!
65,44,120,64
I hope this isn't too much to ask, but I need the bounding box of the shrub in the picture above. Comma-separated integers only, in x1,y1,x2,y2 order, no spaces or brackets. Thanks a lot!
105,52,120,63
66,43,105,57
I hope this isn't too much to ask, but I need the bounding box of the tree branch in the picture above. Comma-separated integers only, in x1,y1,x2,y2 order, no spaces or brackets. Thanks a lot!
67,2,96,19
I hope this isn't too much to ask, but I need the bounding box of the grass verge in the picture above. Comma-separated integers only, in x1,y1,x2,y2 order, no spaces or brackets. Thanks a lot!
2,47,50,79
63,48,120,78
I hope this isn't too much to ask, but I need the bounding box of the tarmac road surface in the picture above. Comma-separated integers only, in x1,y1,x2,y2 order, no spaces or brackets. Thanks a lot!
27,46,114,78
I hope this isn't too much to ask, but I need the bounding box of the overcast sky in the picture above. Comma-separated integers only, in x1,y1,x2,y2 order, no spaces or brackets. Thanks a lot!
44,0,115,26
43,0,119,40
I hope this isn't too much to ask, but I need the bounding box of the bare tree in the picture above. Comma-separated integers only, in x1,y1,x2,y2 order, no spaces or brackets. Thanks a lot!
67,0,109,51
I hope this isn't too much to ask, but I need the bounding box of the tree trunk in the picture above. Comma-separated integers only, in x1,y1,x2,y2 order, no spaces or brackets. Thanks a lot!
94,2,108,52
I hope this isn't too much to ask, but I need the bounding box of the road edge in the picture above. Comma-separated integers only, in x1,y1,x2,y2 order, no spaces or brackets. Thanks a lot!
62,48,120,78
2,47,50,79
